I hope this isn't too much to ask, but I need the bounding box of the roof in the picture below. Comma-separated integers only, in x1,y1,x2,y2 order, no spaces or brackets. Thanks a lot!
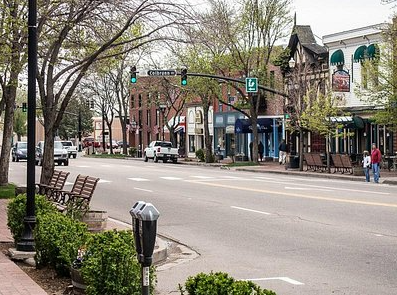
288,25,328,56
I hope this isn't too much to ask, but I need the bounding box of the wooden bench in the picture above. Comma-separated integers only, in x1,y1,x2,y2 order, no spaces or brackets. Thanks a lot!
304,153,316,171
52,174,100,214
311,153,327,172
36,170,70,197
340,154,353,174
331,154,344,174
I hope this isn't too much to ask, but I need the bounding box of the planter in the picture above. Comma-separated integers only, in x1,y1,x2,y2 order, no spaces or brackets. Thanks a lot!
70,267,86,295
81,210,108,233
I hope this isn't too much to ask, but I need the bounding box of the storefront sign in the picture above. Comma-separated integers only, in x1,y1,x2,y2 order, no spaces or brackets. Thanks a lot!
332,70,350,92
226,125,235,134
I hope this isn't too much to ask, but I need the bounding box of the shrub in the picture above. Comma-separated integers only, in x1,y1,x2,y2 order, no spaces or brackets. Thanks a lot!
7,194,58,244
195,149,205,162
34,212,88,275
179,271,277,295
81,229,155,295
128,147,137,157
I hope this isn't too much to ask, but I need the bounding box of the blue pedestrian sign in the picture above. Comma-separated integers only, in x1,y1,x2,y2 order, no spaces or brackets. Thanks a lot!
245,77,258,93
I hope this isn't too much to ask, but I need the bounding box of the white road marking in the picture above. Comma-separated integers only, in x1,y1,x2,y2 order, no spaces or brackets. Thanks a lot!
101,165,112,167
98,179,111,183
284,186,332,192
128,178,150,182
374,234,384,237
253,179,390,195
231,206,271,215
222,175,240,179
76,165,90,168
134,187,153,193
190,176,214,179
246,277,304,285
161,177,183,180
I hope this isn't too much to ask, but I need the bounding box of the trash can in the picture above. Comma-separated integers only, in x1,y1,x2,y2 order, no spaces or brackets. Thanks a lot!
289,155,299,168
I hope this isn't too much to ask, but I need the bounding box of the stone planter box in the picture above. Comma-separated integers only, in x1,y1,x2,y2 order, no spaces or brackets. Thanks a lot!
80,210,108,233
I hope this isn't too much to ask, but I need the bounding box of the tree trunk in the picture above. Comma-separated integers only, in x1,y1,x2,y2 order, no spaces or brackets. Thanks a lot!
203,102,213,163
0,85,17,186
40,114,57,185
299,128,304,171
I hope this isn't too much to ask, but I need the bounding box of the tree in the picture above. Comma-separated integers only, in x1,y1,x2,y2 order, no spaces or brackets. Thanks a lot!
185,0,292,162
13,108,27,141
0,0,28,186
35,0,192,183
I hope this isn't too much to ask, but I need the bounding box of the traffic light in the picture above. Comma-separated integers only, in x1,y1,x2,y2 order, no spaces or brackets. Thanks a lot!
181,68,187,86
85,99,90,108
130,66,137,83
22,102,27,112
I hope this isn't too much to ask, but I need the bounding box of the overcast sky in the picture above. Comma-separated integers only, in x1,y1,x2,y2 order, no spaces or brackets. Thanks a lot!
292,0,395,40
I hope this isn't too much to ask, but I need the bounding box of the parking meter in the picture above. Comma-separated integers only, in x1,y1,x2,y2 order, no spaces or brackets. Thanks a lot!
137,203,160,267
129,201,146,259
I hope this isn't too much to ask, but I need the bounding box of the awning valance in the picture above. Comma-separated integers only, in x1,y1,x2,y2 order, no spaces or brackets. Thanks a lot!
353,45,367,63
235,118,273,133
330,49,345,66
330,116,364,129
164,116,185,133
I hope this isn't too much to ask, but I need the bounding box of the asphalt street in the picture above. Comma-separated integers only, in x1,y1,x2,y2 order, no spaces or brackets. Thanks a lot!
8,156,397,295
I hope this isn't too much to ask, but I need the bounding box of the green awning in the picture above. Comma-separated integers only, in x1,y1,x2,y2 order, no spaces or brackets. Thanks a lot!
353,45,367,63
330,49,345,66
367,44,379,60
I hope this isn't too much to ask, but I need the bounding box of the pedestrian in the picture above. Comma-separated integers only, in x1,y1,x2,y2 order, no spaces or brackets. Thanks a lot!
279,139,287,165
371,143,381,183
249,141,253,162
258,141,264,162
362,150,371,182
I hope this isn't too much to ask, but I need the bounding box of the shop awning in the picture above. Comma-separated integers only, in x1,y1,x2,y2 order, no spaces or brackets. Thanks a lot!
367,43,379,60
330,116,364,129
235,118,273,133
164,116,185,133
330,49,345,66
353,45,367,63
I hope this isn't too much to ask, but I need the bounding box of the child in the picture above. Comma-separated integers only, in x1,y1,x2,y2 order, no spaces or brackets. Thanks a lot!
362,150,371,182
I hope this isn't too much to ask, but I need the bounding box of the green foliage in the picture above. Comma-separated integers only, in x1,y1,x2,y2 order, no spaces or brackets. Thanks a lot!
81,230,155,295
195,149,205,162
7,194,58,244
0,183,17,199
128,147,137,156
34,212,88,275
13,109,27,140
179,271,277,295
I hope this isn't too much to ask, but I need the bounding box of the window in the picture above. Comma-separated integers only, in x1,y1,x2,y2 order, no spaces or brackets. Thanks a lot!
147,110,151,126
189,135,195,152
138,94,142,108
131,95,135,108
270,71,275,97
189,111,195,123
195,110,203,124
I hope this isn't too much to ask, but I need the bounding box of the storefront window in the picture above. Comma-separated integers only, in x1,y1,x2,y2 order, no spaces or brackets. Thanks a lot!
189,135,195,152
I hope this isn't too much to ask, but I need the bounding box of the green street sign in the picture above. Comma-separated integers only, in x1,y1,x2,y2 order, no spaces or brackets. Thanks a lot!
245,77,258,93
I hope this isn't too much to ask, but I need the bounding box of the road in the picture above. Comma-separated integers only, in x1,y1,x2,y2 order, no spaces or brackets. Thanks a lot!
8,156,397,295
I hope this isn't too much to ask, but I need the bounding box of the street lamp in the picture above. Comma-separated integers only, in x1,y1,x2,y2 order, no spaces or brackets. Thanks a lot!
159,103,166,141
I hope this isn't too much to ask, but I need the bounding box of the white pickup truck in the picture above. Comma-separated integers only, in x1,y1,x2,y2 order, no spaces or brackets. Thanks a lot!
144,141,179,163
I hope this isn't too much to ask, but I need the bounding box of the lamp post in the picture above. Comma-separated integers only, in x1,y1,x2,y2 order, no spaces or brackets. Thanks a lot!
159,103,166,141
17,0,37,252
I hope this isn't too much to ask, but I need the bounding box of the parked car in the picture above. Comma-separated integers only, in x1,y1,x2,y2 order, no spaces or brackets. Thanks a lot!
144,141,179,163
61,140,78,158
35,141,69,166
117,140,130,148
83,137,100,148
11,141,28,162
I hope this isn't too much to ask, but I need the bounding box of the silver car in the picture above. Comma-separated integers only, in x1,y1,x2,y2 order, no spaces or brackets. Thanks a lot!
35,141,69,166
12,141,28,162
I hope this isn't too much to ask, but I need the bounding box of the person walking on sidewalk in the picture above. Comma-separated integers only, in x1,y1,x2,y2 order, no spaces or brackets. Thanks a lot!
362,150,371,182
279,139,287,165
371,143,381,183
258,141,264,162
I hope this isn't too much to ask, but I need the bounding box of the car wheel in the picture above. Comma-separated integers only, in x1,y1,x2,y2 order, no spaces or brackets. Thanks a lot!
163,158,167,163
64,160,69,166
172,158,177,164
73,154,77,159
154,155,158,163
144,154,148,162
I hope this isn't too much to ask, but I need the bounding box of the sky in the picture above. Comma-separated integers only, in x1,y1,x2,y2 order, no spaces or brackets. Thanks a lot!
292,0,395,41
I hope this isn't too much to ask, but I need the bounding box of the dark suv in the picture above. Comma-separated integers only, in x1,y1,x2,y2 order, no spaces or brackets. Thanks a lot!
12,141,28,162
